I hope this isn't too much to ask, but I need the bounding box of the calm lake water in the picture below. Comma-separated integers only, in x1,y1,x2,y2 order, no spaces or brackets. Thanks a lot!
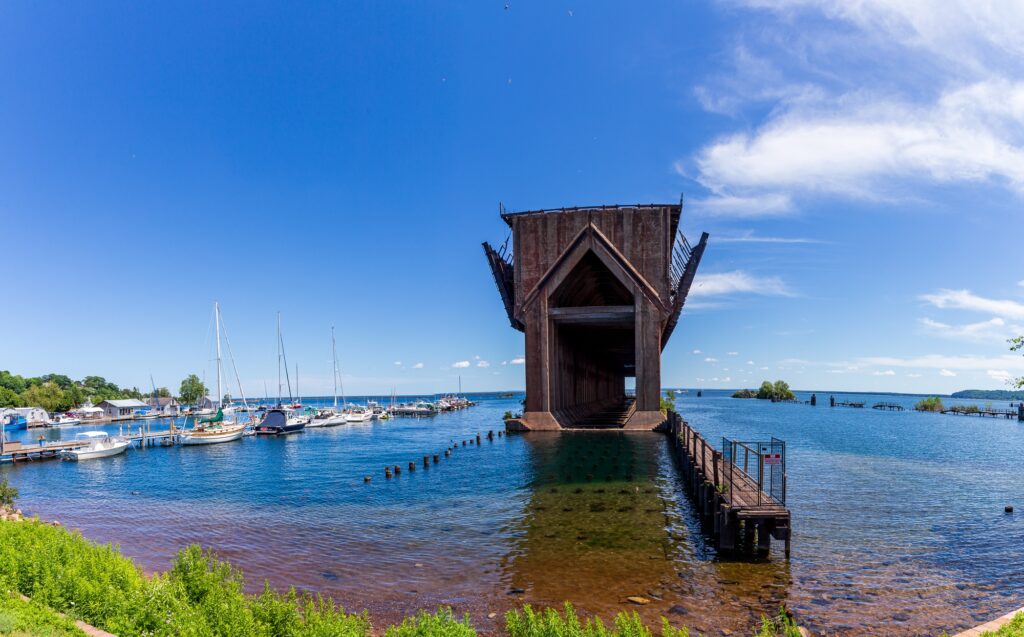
3,391,1023,636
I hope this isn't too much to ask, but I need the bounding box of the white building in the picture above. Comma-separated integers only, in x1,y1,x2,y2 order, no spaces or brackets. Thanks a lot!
9,406,48,425
98,399,149,421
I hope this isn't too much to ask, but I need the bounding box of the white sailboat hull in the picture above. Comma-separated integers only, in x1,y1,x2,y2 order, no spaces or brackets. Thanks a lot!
177,424,246,445
345,412,373,423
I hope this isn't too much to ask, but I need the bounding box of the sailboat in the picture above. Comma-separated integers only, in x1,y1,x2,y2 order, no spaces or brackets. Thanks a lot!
176,302,248,445
256,313,307,435
308,326,348,427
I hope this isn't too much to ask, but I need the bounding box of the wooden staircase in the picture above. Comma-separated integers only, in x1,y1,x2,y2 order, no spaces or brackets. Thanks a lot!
571,399,636,429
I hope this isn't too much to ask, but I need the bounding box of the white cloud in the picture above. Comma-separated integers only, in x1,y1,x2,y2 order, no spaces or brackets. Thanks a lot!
686,193,793,217
940,369,957,377
862,355,1024,372
919,316,1020,343
474,355,481,360
510,357,525,365
1019,280,1024,287
714,231,822,244
988,369,1012,382
393,361,402,366
452,360,470,368
746,360,755,365
908,373,922,378
477,360,490,368
685,1,1024,211
873,370,896,376
704,357,719,363
920,289,1024,320
691,271,795,298
727,351,739,356
413,362,424,369
722,376,732,382
692,349,703,354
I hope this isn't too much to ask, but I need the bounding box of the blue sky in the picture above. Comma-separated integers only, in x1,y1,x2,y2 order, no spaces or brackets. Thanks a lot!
2,1,1023,396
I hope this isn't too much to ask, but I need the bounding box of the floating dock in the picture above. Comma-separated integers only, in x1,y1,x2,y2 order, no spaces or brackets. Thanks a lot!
667,411,791,558
1,426,177,464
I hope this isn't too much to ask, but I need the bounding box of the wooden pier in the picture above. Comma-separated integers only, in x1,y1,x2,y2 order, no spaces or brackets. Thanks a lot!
1,426,177,464
872,402,905,411
667,411,791,558
941,407,1020,419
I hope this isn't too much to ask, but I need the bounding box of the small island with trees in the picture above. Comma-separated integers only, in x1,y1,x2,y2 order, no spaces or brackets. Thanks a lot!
732,380,796,402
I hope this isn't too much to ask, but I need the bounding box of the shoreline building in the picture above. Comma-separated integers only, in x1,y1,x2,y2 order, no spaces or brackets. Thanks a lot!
98,399,149,421
484,203,707,430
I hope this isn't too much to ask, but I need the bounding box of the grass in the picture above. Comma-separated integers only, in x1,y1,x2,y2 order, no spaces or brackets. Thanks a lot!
982,611,1024,636
0,591,86,637
0,517,802,637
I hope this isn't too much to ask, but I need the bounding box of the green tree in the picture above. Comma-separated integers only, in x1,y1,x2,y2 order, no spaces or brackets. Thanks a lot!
0,477,16,508
1011,336,1023,389
179,374,207,405
756,381,775,400
773,380,795,401
0,386,23,408
659,390,676,412
22,381,70,413
0,370,27,394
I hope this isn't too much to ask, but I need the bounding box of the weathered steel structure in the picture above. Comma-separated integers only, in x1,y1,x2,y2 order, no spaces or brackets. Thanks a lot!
483,203,707,430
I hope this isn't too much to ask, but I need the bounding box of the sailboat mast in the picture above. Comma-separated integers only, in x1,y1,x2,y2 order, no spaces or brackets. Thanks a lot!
332,326,338,409
215,302,223,409
296,364,300,405
277,312,282,406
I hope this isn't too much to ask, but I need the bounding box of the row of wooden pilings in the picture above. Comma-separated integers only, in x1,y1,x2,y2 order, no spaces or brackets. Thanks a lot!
666,411,791,559
371,430,502,481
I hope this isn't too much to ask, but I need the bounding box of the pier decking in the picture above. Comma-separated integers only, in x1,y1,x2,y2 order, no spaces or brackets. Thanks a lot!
1,427,177,463
872,402,905,411
668,411,791,557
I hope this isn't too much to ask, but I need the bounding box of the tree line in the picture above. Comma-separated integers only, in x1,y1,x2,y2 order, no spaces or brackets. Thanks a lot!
0,370,208,413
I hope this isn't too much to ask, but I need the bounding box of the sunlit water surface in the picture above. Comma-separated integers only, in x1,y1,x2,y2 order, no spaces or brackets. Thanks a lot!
3,391,1023,635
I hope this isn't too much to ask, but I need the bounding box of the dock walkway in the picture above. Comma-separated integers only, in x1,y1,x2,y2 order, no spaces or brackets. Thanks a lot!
668,412,791,557
1,426,177,463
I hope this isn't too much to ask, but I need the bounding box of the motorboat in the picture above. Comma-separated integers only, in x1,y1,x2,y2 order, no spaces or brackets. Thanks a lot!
345,406,373,423
307,408,347,427
47,414,81,427
254,408,306,435
61,431,130,461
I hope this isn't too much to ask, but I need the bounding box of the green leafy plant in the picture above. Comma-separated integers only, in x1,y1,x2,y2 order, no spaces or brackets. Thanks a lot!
915,396,945,412
505,603,689,637
385,607,475,637
0,479,16,509
754,607,802,637
660,390,676,413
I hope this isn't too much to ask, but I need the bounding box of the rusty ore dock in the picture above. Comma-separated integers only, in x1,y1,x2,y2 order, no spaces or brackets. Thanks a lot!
484,202,791,557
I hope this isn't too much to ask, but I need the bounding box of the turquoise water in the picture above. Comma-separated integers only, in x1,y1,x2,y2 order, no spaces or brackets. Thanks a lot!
2,391,1023,635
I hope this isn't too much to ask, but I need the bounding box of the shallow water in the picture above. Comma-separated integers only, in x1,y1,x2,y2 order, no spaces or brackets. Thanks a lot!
2,391,1022,635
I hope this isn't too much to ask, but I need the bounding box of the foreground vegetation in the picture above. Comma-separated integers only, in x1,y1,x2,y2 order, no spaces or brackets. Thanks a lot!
0,512,801,637
0,591,85,636
982,611,1024,636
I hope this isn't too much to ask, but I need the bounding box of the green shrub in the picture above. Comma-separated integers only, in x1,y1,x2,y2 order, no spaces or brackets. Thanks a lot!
754,608,802,637
0,479,16,509
0,591,86,636
385,607,475,637
504,603,688,637
660,391,676,413
915,396,945,412
981,610,1024,636
731,389,756,399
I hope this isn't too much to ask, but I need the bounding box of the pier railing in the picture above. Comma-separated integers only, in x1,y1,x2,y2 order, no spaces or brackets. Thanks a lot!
722,437,786,507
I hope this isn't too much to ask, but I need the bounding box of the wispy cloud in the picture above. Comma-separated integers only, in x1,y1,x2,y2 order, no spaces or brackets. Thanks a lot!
685,193,793,217
714,230,822,244
988,369,1012,382
685,1,1024,211
393,361,402,366
940,369,957,377
451,360,470,368
704,357,719,363
861,355,1024,372
692,349,702,354
510,357,525,365
919,316,1021,343
873,370,896,376
920,289,1024,320
477,360,490,368
412,362,424,369
691,271,795,298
